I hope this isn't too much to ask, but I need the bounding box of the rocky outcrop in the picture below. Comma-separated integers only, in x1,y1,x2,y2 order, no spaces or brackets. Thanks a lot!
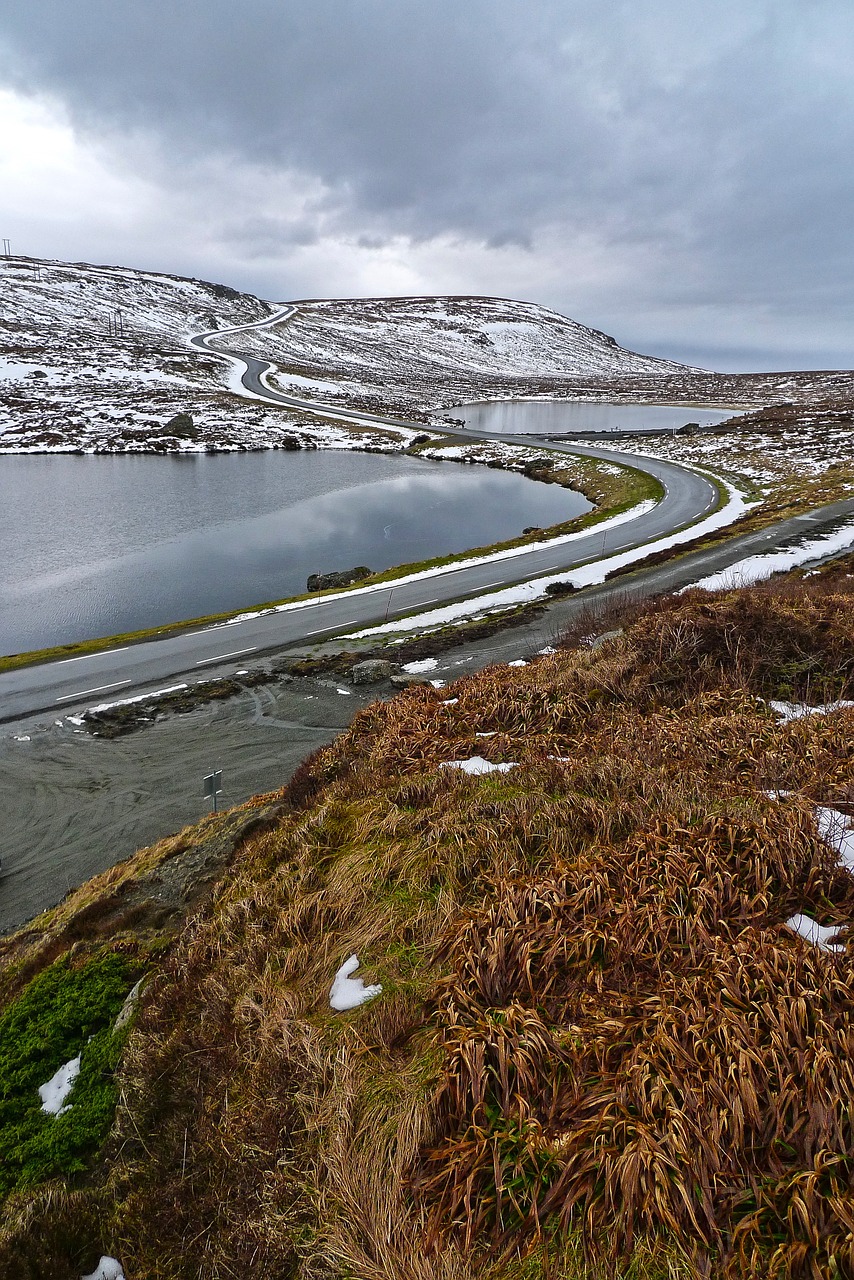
350,659,401,685
307,566,372,592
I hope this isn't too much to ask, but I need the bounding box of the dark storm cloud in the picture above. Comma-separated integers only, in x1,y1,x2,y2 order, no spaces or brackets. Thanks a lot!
1,0,853,367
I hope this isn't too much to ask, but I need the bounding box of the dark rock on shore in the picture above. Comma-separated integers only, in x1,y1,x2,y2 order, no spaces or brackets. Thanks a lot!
307,566,373,591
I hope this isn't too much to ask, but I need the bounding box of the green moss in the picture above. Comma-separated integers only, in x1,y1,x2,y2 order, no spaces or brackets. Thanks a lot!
0,951,139,1197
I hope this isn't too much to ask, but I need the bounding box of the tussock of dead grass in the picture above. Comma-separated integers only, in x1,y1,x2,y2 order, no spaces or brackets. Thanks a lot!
2,582,853,1279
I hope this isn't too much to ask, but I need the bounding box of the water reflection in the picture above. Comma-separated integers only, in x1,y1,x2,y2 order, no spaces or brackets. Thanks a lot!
452,400,737,434
0,451,590,652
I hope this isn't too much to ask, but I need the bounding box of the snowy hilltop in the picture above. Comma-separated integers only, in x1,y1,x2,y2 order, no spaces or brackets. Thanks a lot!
2,255,851,454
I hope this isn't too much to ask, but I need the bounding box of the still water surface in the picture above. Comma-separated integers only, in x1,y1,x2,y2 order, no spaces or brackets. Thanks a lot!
0,450,590,653
452,400,737,434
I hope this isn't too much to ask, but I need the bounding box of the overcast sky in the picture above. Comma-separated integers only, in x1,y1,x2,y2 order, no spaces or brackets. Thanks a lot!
1,1,852,371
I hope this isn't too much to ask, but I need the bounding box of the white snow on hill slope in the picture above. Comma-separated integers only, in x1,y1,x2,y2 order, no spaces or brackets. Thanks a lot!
0,257,318,452
224,295,701,388
1,256,270,365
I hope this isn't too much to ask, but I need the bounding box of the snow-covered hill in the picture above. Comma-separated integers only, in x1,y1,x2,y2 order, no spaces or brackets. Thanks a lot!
225,294,699,389
2,256,850,454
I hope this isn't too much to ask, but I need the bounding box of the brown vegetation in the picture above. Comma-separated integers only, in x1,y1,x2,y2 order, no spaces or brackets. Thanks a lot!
1,574,853,1278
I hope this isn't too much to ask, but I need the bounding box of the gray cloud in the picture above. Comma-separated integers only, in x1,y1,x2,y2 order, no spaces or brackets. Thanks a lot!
1,0,853,369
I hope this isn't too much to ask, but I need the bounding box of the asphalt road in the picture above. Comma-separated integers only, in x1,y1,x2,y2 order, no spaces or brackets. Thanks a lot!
4,491,854,937
0,311,723,724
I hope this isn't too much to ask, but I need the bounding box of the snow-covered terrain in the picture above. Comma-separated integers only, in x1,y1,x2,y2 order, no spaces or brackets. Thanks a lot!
3,255,852,463
228,294,699,403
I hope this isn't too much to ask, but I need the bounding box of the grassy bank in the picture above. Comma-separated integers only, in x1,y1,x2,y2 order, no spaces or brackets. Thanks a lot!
1,568,853,1277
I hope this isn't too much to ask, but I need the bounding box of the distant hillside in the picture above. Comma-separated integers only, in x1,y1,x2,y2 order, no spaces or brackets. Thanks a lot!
2,255,848,454
0,257,708,452
230,294,701,390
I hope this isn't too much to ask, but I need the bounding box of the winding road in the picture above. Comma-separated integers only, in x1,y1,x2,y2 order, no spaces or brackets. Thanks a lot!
2,306,724,724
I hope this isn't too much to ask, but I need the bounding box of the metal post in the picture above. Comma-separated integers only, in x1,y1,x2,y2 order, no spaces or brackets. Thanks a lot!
384,587,395,622
1,239,10,258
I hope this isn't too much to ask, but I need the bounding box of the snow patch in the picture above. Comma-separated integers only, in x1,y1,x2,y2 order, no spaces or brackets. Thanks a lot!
685,517,854,592
784,913,847,953
403,657,439,673
770,700,854,723
329,955,383,1011
38,1054,81,1115
87,684,188,713
441,756,517,776
81,1259,125,1280
816,807,854,872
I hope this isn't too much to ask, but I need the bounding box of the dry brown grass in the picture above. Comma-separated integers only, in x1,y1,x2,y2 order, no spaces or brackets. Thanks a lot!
2,580,853,1278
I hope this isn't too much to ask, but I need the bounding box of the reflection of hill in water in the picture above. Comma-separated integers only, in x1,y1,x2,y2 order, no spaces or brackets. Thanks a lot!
452,399,738,435
0,450,590,652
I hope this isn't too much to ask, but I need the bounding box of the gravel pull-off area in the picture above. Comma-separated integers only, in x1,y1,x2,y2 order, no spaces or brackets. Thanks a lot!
0,675,382,936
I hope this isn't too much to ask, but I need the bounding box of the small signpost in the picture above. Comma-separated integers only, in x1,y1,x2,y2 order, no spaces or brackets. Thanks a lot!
203,769,223,812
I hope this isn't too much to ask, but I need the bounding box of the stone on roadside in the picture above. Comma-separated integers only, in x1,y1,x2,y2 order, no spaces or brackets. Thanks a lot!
588,628,624,650
350,659,402,685
389,673,431,688
307,566,372,592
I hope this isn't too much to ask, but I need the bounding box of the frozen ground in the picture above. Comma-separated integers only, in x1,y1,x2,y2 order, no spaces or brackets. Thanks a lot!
4,255,852,460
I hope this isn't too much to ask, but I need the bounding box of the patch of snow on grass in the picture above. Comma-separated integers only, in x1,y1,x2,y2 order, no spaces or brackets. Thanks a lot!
441,756,517,776
770,700,854,723
403,657,439,673
816,807,854,872
784,913,847,953
329,955,382,1011
38,1054,81,1115
81,1258,125,1280
507,659,527,667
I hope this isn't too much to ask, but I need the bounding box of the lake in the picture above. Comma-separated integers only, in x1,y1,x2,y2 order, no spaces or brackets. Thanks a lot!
0,450,590,653
451,400,738,434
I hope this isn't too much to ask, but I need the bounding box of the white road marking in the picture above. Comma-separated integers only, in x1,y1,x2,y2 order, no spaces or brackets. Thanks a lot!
56,679,131,703
55,647,130,665
195,647,257,666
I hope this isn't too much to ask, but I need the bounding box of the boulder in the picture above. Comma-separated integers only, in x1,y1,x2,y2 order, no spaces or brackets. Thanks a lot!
545,580,578,597
389,673,431,688
588,628,624,650
350,659,401,685
307,566,372,592
165,411,197,439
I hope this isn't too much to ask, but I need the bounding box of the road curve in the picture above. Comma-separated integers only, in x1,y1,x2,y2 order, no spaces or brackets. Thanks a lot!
1,309,721,723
